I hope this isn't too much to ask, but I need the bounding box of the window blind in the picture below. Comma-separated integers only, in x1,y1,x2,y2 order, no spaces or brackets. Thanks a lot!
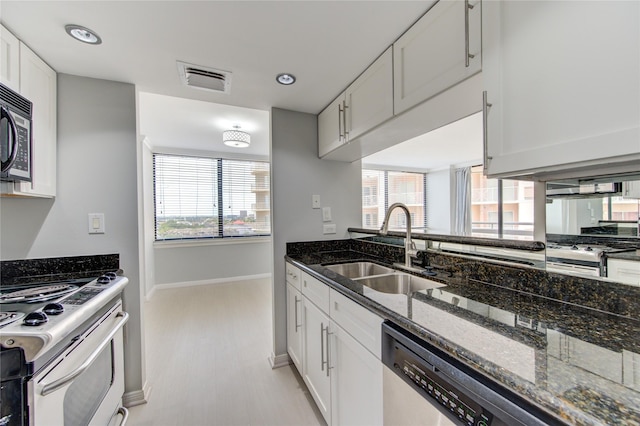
222,160,271,237
153,154,270,240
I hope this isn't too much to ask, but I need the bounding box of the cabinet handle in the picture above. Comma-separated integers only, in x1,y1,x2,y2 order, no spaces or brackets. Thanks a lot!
482,91,493,174
326,328,333,377
338,103,344,142
342,101,349,141
294,296,301,331
465,0,475,67
320,323,327,371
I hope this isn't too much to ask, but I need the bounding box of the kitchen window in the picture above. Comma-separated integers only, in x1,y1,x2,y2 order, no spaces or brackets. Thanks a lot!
153,154,270,240
470,165,534,240
362,169,427,231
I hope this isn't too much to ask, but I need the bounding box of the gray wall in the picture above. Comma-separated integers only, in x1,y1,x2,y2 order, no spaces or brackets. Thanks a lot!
270,107,362,363
0,74,144,397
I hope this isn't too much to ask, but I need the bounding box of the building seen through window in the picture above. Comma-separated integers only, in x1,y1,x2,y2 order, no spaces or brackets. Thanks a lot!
470,165,534,240
362,170,426,231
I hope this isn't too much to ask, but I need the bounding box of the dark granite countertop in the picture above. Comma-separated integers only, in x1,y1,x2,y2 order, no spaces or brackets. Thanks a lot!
349,227,547,251
286,243,640,426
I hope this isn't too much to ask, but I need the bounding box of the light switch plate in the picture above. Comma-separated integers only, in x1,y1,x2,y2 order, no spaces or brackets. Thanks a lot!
322,207,332,222
88,213,105,234
323,224,336,234
312,195,321,209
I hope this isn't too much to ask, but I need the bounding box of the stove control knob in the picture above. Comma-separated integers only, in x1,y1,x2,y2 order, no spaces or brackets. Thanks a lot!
24,312,48,326
571,245,579,250
97,276,111,284
44,303,64,315
104,272,118,280
585,246,593,251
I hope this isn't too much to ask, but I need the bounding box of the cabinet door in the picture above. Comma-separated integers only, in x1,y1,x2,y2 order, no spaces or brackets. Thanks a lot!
483,1,640,178
302,298,331,424
623,181,640,199
286,283,304,371
15,43,56,197
608,259,640,286
318,93,346,158
1,25,20,91
394,0,481,114
330,322,383,426
346,47,393,141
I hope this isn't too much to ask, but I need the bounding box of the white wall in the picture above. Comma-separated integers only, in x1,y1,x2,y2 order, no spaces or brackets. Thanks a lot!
427,168,453,234
152,239,272,286
0,74,145,400
270,107,362,366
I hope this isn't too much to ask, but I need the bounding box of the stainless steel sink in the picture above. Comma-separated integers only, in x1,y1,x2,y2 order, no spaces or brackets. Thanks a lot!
323,262,395,279
355,273,445,295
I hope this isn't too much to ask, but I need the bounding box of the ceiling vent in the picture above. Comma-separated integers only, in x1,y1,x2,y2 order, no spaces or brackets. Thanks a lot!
176,61,232,94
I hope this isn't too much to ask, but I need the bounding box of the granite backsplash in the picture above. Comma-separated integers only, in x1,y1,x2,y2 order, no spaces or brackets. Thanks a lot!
287,238,640,320
1,254,120,286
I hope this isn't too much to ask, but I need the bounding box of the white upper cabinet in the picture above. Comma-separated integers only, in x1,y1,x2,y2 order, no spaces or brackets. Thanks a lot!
318,93,346,158
1,25,57,198
394,0,482,115
14,43,57,197
318,48,393,158
1,25,20,91
345,47,393,142
482,1,640,179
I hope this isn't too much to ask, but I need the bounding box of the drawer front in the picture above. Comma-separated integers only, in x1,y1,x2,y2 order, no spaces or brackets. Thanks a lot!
286,262,302,291
330,289,383,359
301,272,330,314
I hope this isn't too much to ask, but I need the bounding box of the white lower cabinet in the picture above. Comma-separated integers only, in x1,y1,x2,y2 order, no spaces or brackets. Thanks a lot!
287,263,383,426
330,322,383,426
302,297,332,423
286,283,303,370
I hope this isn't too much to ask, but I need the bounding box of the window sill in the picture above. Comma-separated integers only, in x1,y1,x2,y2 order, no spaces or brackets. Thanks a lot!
154,236,272,249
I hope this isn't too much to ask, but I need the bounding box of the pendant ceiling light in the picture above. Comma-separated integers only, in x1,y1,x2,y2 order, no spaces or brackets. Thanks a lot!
223,126,251,148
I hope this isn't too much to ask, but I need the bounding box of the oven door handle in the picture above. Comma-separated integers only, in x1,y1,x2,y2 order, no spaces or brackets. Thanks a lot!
40,311,129,396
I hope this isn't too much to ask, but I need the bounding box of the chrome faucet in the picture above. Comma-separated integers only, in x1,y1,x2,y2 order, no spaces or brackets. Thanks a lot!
380,203,419,271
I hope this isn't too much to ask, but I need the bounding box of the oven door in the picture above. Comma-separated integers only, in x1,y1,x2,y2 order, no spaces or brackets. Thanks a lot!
30,301,128,426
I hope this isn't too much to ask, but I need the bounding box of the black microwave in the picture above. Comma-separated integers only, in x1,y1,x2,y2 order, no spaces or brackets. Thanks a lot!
1,82,32,182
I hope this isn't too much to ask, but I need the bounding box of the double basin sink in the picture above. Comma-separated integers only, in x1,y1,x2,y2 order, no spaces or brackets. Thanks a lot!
323,262,444,295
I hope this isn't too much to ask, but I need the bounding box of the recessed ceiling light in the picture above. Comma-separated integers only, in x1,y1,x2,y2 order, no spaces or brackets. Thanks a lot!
65,24,102,45
276,73,296,85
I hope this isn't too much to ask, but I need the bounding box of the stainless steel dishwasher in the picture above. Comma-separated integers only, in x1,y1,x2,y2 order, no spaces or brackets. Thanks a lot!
382,321,559,426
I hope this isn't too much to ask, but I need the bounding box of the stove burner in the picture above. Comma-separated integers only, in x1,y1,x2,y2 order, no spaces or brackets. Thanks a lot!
0,311,25,327
0,284,79,304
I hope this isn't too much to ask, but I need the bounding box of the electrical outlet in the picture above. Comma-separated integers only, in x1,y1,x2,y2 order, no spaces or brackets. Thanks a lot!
323,224,337,234
312,195,321,209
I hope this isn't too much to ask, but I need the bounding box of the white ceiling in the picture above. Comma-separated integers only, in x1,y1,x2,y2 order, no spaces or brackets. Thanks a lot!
363,112,483,172
139,92,271,156
2,0,480,167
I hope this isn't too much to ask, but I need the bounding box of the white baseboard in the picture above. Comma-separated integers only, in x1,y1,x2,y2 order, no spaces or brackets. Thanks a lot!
123,381,151,407
146,273,272,300
269,352,291,369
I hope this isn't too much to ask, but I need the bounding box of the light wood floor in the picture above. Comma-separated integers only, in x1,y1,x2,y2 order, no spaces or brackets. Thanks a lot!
128,278,324,426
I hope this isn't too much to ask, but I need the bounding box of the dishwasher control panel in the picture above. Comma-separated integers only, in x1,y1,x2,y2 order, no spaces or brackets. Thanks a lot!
394,346,493,426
